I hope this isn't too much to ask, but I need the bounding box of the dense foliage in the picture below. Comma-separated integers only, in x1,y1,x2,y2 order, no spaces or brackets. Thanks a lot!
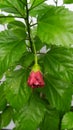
0,0,73,130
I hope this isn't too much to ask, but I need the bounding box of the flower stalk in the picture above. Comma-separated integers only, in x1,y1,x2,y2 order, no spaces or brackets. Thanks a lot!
33,42,38,65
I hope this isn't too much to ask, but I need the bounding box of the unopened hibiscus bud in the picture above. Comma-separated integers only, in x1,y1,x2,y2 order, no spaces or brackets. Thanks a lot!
27,64,45,88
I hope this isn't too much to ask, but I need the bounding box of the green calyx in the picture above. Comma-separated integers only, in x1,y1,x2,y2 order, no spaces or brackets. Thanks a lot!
32,64,41,72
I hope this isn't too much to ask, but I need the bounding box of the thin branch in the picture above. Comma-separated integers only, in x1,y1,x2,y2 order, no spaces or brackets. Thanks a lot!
25,0,34,52
29,0,47,11
30,23,37,27
53,0,58,6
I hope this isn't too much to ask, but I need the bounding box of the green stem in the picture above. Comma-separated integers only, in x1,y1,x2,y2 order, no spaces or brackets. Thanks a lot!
58,114,63,130
25,0,38,64
25,0,34,52
25,1,38,64
33,42,38,64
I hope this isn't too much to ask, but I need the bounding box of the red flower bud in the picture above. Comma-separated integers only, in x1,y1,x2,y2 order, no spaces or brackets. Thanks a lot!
27,71,45,88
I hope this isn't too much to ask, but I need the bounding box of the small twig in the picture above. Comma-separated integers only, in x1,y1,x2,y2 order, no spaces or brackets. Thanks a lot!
53,0,58,6
30,23,37,27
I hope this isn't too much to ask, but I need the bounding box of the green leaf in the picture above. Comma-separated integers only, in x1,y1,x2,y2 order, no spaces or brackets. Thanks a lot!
0,0,25,16
44,74,72,112
0,14,14,24
34,36,44,51
1,106,13,128
12,28,27,40
61,112,73,130
4,68,32,111
37,6,73,46
40,46,73,83
40,108,60,130
64,0,73,4
39,46,73,112
19,52,34,68
7,20,26,40
0,30,26,77
14,94,46,130
7,20,25,30
30,0,46,9
0,84,7,111
30,3,49,17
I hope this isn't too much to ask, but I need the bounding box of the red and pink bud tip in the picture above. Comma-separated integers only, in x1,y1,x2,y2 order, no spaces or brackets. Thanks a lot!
27,64,45,88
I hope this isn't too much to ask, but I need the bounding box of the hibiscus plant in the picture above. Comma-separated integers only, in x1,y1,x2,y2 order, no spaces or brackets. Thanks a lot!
0,0,73,130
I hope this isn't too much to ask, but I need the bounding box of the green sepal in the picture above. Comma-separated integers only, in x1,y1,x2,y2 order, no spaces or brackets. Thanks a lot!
32,64,41,72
